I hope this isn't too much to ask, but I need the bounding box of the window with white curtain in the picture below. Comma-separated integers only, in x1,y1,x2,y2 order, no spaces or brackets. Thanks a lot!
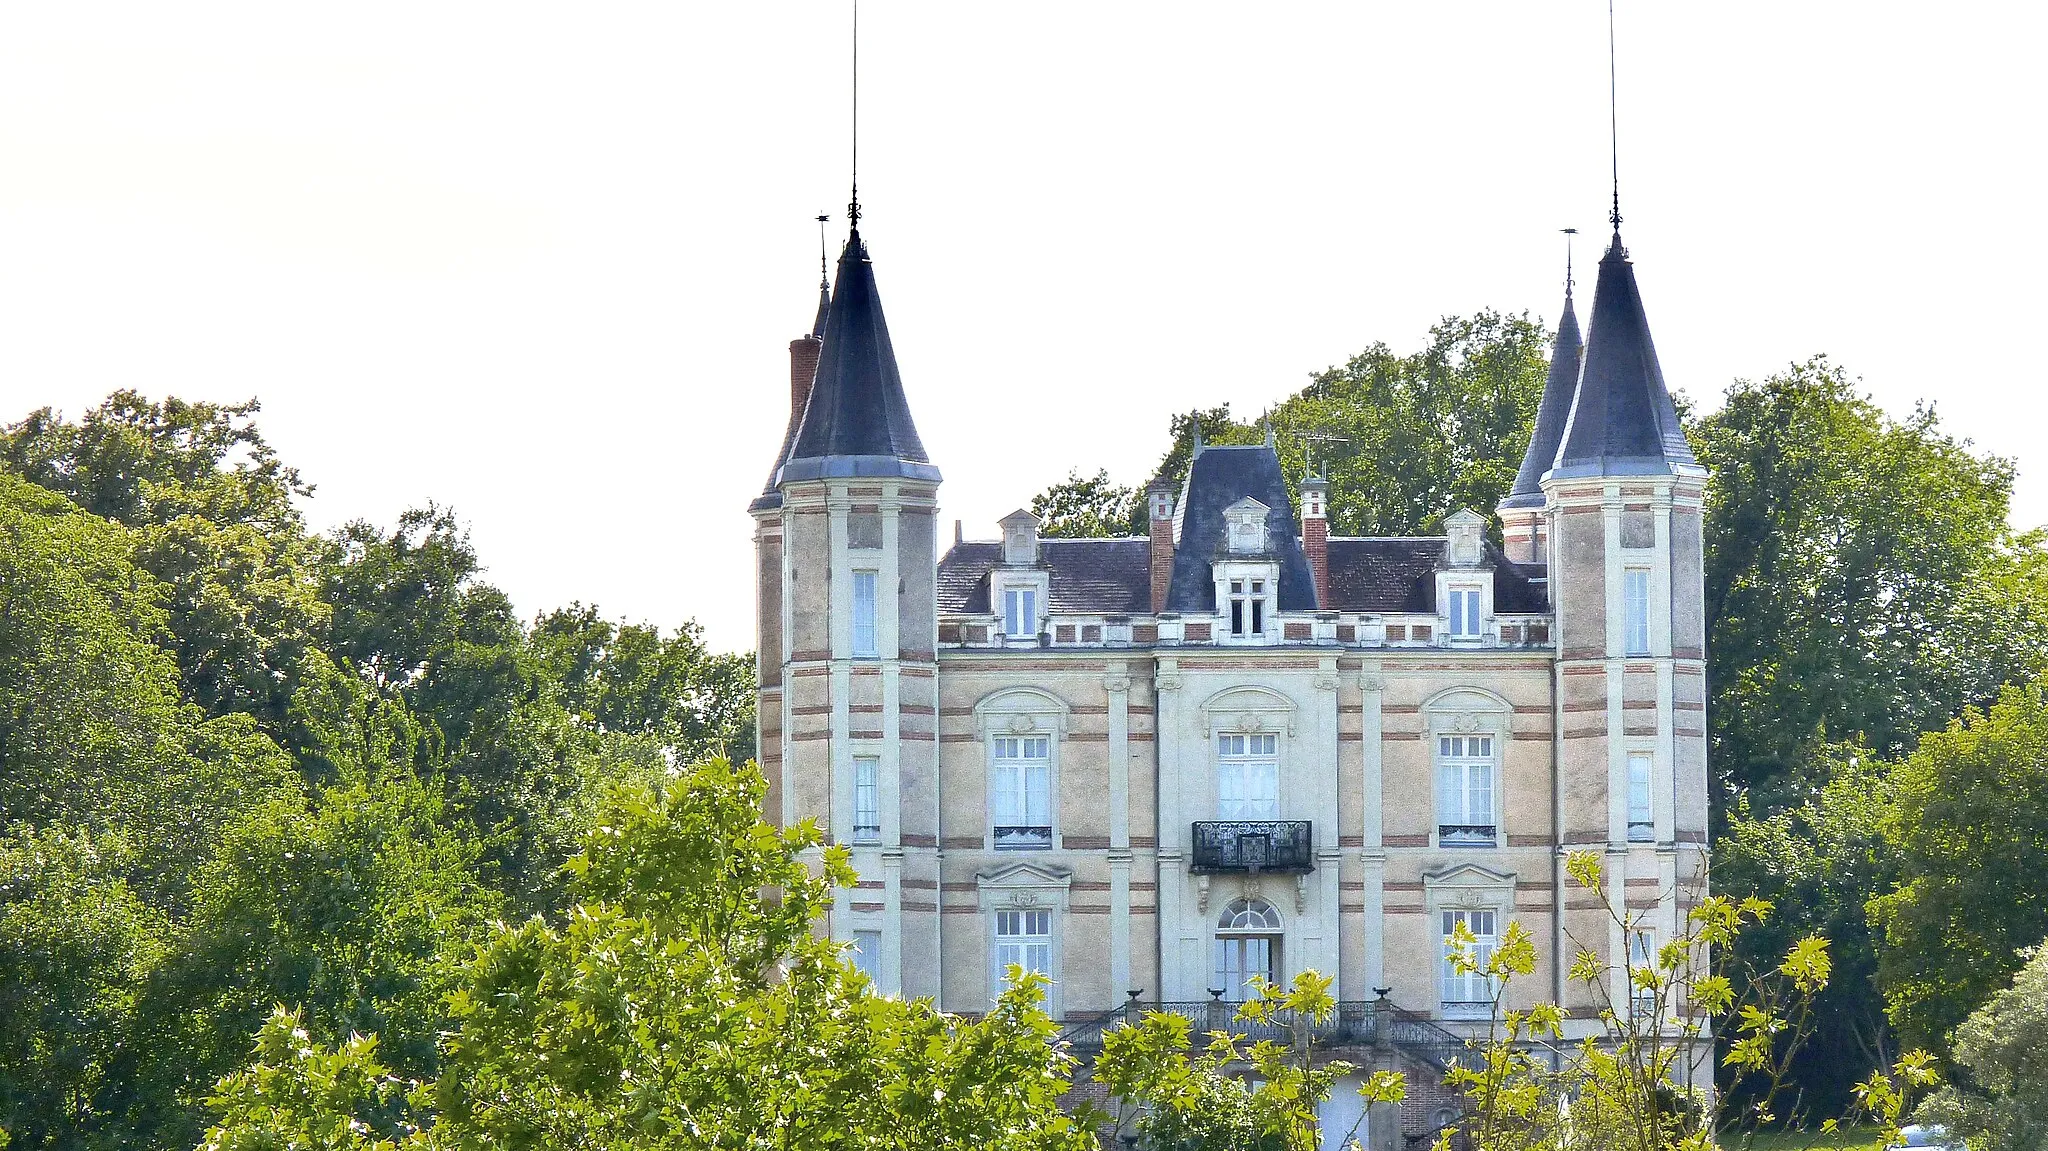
994,909,1053,987
1627,752,1654,841
1214,897,1283,1001
851,570,879,657
1629,927,1658,1015
1440,907,1500,1016
853,755,880,843
1435,734,1496,845
1623,568,1651,655
1216,733,1279,819
991,736,1052,848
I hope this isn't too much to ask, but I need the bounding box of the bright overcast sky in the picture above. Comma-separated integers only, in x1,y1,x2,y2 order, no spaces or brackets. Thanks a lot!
1,4,2042,654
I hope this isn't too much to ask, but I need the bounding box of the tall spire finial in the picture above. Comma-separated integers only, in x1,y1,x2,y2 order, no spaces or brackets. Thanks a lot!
1562,227,1578,294
848,0,861,228
816,214,831,286
1607,0,1621,232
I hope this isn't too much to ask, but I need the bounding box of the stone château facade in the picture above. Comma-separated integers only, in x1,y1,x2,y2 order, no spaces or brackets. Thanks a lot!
750,222,1709,1145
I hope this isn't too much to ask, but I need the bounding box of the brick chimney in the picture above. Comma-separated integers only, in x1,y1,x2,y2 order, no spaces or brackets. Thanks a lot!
788,334,822,419
1148,481,1177,613
1300,473,1330,607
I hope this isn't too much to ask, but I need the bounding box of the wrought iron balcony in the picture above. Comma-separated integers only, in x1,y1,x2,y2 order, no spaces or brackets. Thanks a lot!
1189,820,1313,873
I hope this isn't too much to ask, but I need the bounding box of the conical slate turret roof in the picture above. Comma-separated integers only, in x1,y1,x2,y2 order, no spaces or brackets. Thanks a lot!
1550,231,1698,480
1501,285,1583,508
778,228,940,484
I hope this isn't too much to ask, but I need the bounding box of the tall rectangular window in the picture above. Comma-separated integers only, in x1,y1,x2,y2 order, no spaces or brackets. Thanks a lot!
853,755,881,843
1228,579,1269,637
1436,734,1496,845
1629,928,1658,1015
1440,908,1499,1016
1627,752,1654,841
991,736,1052,848
851,570,879,657
995,908,1053,989
850,929,882,984
1003,587,1037,639
1623,568,1651,656
1448,586,1482,638
1217,733,1280,819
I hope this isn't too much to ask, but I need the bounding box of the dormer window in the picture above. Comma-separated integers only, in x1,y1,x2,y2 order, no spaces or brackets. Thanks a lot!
999,508,1042,567
1003,586,1038,639
1448,585,1483,638
1224,497,1271,555
1228,578,1268,637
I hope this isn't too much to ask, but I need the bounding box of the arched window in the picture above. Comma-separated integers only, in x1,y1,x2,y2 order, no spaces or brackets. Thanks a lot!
1213,897,1282,1001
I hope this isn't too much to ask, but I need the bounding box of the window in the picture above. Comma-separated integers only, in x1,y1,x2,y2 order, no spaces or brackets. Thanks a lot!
1002,586,1038,639
850,930,882,984
994,908,1053,988
1227,579,1269,637
853,756,881,843
1214,897,1282,1001
1448,586,1482,638
991,736,1052,848
1623,568,1650,655
1436,735,1496,845
1629,928,1658,1016
1440,907,1499,1016
1627,753,1654,841
851,570,879,657
1216,733,1279,819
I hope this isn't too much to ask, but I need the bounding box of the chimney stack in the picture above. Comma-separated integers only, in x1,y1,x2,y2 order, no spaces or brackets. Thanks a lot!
1300,472,1330,607
1148,481,1177,613
788,334,822,421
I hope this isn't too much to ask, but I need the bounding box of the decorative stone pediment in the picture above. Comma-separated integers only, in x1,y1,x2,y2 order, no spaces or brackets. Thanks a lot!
973,686,1070,739
1201,685,1297,737
976,862,1072,911
1422,686,1512,737
1423,862,1517,910
1224,496,1271,555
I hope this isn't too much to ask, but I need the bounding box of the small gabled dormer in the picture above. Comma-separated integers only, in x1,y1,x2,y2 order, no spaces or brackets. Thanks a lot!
994,509,1048,645
1436,508,1493,644
1223,496,1271,555
1213,497,1279,644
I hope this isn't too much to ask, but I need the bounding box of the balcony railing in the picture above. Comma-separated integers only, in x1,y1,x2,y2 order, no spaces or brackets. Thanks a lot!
1189,820,1313,874
1054,995,1470,1072
1437,823,1497,847
993,825,1053,850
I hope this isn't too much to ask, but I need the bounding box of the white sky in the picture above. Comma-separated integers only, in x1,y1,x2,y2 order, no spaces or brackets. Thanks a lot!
1,4,2042,654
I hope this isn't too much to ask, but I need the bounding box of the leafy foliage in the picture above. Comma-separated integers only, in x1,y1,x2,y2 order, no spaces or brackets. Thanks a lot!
1031,469,1141,539
206,757,1098,1151
1918,940,2048,1150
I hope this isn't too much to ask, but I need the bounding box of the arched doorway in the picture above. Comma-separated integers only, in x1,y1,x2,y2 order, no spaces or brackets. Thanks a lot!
1213,896,1282,1001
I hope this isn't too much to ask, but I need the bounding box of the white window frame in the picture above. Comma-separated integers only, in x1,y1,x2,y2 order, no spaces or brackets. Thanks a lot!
994,907,1054,992
849,929,883,984
852,755,881,844
1439,906,1501,1018
1213,897,1283,1002
1002,585,1039,640
1216,732,1280,820
851,569,879,658
1226,576,1272,638
990,735,1053,849
1212,561,1280,645
1447,585,1483,639
977,867,1069,1017
1626,752,1654,842
1435,733,1498,847
1623,567,1651,656
1628,926,1659,1016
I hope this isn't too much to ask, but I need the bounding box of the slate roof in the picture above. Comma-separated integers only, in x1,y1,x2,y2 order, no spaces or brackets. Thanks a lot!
779,228,940,484
934,534,1548,617
1502,286,1583,508
1325,539,1548,614
1165,445,1321,613
936,538,1152,615
1552,231,1698,479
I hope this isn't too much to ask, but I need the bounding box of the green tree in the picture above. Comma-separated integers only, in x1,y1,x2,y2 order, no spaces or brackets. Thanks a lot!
1,393,329,728
1869,676,2048,1054
1919,939,2048,1151
1695,358,2048,801
1030,469,1141,539
204,756,1099,1150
